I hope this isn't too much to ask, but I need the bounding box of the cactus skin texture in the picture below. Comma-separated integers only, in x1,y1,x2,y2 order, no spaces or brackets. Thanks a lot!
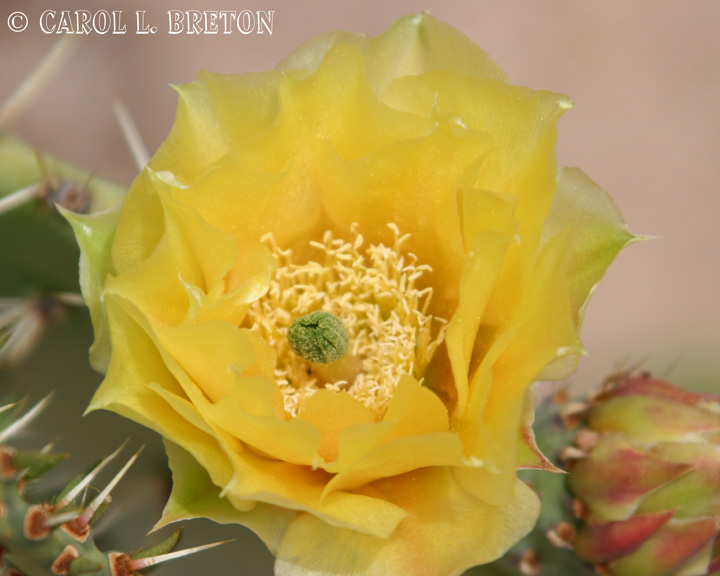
566,374,720,576
0,397,224,576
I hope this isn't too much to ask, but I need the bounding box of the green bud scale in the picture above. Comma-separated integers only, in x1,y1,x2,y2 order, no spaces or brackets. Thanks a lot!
287,311,349,364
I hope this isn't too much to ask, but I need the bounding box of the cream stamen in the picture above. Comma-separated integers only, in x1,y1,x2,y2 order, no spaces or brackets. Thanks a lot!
246,224,447,417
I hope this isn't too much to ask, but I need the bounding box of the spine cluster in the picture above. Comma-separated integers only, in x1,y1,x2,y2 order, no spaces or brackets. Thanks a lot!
0,397,223,576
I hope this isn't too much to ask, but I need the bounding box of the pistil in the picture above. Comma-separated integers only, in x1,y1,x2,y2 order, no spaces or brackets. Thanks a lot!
288,311,349,364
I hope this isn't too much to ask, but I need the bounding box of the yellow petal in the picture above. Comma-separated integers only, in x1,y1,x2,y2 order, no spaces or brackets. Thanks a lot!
89,293,235,490
275,42,426,162
205,393,321,467
158,440,297,555
152,321,275,404
454,227,581,504
489,227,584,407
275,469,539,576
324,433,464,496
322,377,463,493
156,184,237,294
328,376,450,472
170,161,318,251
458,186,518,250
296,390,375,463
316,117,491,316
541,166,640,331
278,13,508,96
452,328,518,506
61,204,121,372
110,169,165,274
445,231,516,418
154,70,284,184
222,447,407,539
384,72,571,326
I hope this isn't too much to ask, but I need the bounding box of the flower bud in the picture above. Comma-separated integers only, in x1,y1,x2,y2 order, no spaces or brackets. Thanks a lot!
567,374,720,576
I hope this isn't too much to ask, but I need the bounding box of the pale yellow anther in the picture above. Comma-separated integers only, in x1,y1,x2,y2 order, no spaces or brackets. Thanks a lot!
246,225,447,417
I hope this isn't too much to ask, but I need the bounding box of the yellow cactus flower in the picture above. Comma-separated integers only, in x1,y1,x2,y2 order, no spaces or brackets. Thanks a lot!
65,13,636,576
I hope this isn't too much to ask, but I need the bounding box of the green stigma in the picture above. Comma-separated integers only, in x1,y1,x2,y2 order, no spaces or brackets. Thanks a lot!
287,311,349,364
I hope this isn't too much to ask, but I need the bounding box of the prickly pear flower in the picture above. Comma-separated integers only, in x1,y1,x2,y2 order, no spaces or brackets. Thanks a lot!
65,13,635,576
567,374,720,576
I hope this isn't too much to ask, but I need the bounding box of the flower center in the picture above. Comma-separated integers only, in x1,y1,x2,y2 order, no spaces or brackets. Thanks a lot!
246,224,447,418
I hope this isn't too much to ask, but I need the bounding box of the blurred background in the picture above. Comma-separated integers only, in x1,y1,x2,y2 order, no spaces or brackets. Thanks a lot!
1,0,718,573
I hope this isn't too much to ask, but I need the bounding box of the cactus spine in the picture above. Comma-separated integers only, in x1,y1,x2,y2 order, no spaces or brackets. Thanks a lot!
0,397,226,575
